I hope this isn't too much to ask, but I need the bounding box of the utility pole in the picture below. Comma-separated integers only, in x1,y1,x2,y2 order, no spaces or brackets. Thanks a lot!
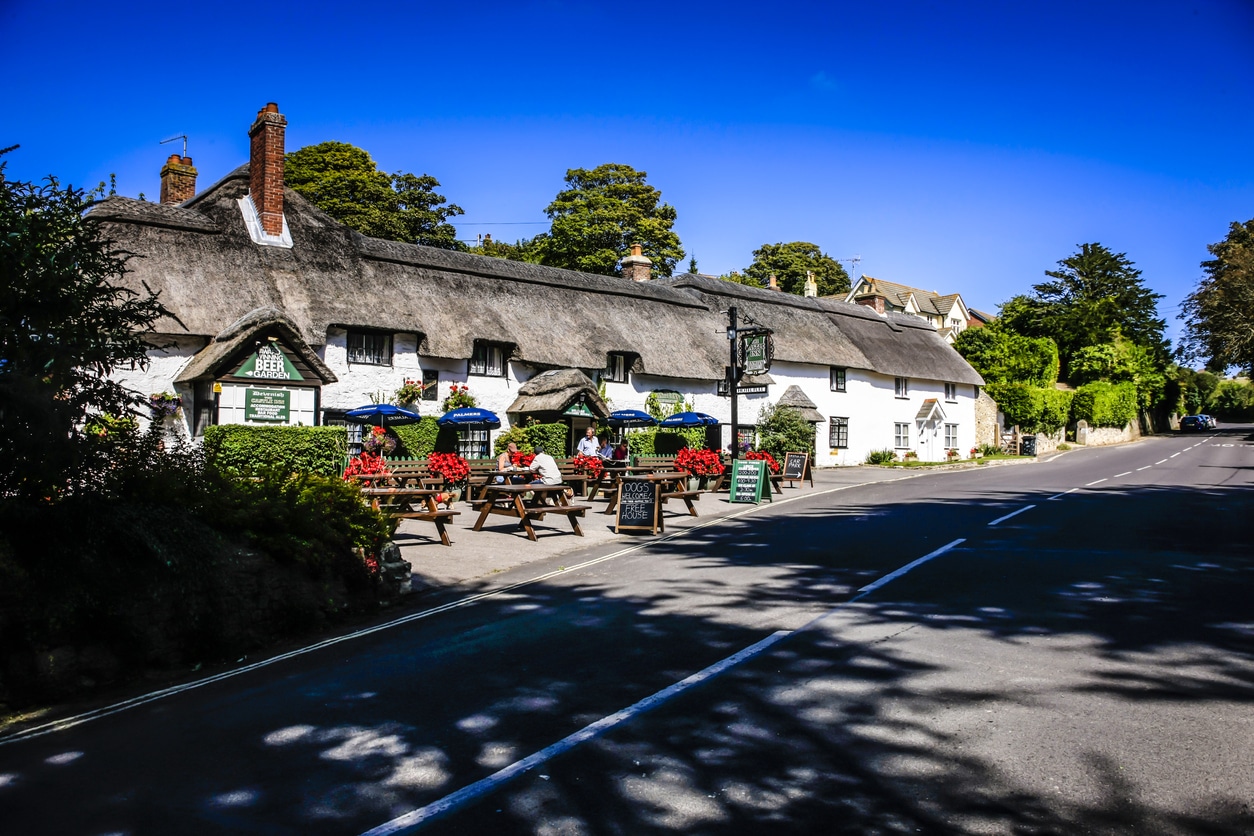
728,306,739,460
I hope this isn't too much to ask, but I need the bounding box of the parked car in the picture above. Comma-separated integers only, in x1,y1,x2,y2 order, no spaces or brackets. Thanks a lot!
1201,414,1219,429
1180,415,1204,431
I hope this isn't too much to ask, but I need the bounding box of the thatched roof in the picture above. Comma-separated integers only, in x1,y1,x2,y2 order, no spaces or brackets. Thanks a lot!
93,163,983,388
776,385,824,423
175,307,337,385
506,368,609,418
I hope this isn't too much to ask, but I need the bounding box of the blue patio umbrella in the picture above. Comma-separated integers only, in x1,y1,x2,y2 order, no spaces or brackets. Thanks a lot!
344,403,422,427
437,406,502,429
607,409,657,428
658,411,719,428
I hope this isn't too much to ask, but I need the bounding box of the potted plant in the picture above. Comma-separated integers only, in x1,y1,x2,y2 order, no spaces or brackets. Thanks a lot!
427,452,470,503
571,454,604,479
343,451,390,480
745,449,781,473
675,447,725,490
394,379,427,407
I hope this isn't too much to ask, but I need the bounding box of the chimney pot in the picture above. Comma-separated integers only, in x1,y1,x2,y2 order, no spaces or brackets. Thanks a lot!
248,102,288,237
620,243,652,282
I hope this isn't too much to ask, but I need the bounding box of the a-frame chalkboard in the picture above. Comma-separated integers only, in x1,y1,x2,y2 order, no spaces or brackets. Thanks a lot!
615,478,662,534
782,451,813,486
729,459,772,504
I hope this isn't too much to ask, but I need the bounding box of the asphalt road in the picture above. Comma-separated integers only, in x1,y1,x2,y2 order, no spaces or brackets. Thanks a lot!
1,428,1251,835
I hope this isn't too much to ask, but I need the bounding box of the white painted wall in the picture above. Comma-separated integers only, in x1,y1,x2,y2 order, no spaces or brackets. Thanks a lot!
110,335,204,442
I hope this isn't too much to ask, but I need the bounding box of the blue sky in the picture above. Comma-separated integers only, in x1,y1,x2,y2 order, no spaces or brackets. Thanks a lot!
3,0,1252,347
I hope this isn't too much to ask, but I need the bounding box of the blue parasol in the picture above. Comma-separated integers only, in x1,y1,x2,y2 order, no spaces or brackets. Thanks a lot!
607,409,658,428
658,410,719,428
437,407,502,429
344,403,422,427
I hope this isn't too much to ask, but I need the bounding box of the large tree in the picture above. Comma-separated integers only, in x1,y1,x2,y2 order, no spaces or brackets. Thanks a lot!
999,243,1167,380
741,241,851,296
1179,218,1254,373
952,320,1059,388
533,163,683,277
0,154,169,499
285,142,464,249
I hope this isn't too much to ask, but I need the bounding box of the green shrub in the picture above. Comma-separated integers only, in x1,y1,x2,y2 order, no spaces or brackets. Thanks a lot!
757,404,816,461
865,449,896,465
627,428,655,457
524,422,568,456
203,425,347,476
986,383,1073,434
1038,388,1074,433
393,416,440,457
1071,381,1137,427
492,424,532,455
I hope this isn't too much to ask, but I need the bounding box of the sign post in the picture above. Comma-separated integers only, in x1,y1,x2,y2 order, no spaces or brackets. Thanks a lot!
615,478,662,534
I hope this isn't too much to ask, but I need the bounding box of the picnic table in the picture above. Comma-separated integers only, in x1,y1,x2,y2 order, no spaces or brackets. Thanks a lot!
360,487,459,546
470,483,592,541
604,471,701,518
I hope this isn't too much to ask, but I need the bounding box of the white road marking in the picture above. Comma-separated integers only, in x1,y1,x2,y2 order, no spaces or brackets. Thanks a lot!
988,505,1036,526
1170,453,1180,458
1156,459,1168,465
363,537,968,833
1114,471,1132,477
1137,466,1151,471
1047,488,1078,501
1086,478,1108,486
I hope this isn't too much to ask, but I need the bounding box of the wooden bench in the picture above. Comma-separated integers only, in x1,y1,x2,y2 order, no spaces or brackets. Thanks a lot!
361,487,460,546
630,455,677,472
471,483,591,541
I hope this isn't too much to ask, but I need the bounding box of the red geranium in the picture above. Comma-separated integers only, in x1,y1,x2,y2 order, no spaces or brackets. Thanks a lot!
509,451,536,468
343,452,390,480
428,452,470,485
571,454,604,477
675,447,725,476
745,449,780,473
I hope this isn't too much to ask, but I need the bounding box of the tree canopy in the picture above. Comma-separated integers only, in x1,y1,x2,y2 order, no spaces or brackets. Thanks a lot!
531,163,683,277
741,241,851,297
285,142,464,249
952,321,1059,388
1179,218,1254,374
0,155,168,499
998,243,1167,380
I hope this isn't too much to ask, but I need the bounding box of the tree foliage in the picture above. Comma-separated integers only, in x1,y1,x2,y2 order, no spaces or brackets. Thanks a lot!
756,403,815,460
998,243,1167,381
0,156,169,499
953,321,1059,388
1179,218,1254,374
285,142,464,249
532,163,683,277
741,241,851,296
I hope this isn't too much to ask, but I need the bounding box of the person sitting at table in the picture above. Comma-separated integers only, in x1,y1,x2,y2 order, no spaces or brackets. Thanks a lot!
598,437,613,459
576,426,599,457
495,442,519,483
527,444,563,485
613,441,629,461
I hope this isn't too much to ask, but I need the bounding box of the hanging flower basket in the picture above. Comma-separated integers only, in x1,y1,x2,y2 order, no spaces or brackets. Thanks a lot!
148,392,182,418
441,383,477,411
361,425,398,455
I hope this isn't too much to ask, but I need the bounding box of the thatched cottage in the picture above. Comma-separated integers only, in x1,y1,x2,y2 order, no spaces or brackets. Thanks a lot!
91,103,984,465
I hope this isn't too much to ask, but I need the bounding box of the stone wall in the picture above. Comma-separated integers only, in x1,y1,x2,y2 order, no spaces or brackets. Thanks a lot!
1077,422,1138,446
975,390,999,448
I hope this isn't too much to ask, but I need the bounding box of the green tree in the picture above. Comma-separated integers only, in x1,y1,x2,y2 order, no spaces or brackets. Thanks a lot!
742,241,851,296
533,163,683,277
0,154,169,499
285,141,465,249
952,321,1059,387
756,403,815,460
1179,218,1254,374
468,235,543,263
998,243,1167,380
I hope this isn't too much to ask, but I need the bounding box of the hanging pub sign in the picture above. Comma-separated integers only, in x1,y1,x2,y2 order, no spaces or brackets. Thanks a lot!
245,388,291,423
738,330,774,376
236,341,302,381
563,401,595,417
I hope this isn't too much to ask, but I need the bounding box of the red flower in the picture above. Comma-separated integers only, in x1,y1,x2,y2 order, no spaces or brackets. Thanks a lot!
675,447,725,476
510,451,536,468
343,452,391,480
571,454,604,477
428,452,470,485
745,450,780,473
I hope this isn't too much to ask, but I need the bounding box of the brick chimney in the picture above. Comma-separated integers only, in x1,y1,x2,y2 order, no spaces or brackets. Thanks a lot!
620,242,652,282
159,154,197,204
768,273,782,291
248,103,287,237
856,295,886,314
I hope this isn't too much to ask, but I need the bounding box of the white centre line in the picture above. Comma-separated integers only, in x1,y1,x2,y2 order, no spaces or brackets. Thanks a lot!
1136,466,1151,471
1156,459,1168,465
1170,453,1180,458
362,538,968,834
1086,478,1108,486
1114,471,1133,477
988,505,1036,526
1047,488,1078,501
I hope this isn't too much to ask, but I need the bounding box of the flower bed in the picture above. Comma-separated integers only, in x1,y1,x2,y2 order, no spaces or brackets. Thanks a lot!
744,449,780,473
570,454,604,477
675,447,724,476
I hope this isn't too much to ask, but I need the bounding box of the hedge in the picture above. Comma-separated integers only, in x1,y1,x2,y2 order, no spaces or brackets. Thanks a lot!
393,417,440,458
986,383,1074,434
525,422,569,457
1071,381,1137,428
203,425,347,476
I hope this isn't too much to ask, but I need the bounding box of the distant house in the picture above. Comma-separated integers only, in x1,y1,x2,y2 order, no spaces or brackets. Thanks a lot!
89,103,984,466
967,308,996,329
843,276,972,343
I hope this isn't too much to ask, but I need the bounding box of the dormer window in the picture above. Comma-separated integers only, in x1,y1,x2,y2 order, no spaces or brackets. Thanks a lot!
605,352,631,383
347,330,392,366
470,341,508,377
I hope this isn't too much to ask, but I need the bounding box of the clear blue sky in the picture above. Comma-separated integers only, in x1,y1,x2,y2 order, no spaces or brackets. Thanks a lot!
3,0,1252,347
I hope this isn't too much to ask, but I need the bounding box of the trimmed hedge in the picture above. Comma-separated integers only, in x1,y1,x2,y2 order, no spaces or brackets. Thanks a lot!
393,417,440,458
1071,381,1137,427
525,422,569,457
986,383,1073,434
203,425,347,476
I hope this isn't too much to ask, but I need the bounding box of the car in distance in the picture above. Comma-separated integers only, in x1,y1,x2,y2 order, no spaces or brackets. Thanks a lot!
1201,414,1218,429
1180,415,1205,431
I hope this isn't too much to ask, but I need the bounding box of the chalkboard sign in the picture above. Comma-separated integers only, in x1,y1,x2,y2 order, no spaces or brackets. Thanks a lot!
616,478,661,534
730,459,771,504
782,451,811,485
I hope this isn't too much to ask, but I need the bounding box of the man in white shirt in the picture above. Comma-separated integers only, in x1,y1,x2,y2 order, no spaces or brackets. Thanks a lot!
576,426,599,457
528,445,563,485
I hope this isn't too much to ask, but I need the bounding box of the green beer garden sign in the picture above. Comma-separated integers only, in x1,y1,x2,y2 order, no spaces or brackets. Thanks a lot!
245,388,290,423
237,342,302,381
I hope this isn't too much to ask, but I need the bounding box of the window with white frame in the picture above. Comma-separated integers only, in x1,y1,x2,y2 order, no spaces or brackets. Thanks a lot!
605,352,630,383
469,341,508,377
421,370,439,400
347,330,392,366
944,423,958,449
830,367,846,392
945,382,957,401
457,428,490,459
895,377,909,398
829,416,849,448
894,422,910,448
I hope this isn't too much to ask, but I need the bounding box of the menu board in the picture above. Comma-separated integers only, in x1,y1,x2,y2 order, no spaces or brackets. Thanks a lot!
782,452,810,485
730,459,771,504
616,478,661,534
